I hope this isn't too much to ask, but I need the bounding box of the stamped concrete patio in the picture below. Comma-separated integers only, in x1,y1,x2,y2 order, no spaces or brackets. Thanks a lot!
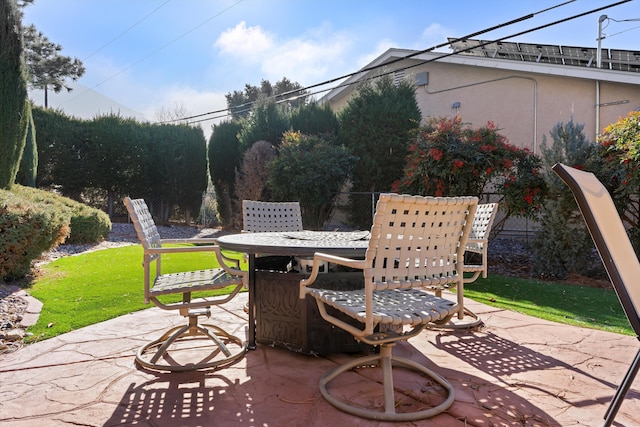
0,292,638,426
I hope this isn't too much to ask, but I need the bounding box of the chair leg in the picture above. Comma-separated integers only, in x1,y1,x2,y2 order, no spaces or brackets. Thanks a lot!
136,313,246,372
604,349,640,427
319,344,454,421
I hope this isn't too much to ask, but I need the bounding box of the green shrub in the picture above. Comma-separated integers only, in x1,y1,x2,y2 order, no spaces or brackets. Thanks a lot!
0,188,69,279
267,131,356,230
591,111,640,250
531,119,597,279
0,186,111,279
12,185,111,244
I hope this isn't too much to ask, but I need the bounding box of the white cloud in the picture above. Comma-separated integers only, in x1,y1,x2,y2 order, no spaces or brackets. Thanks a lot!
214,21,274,58
264,34,351,84
214,21,353,86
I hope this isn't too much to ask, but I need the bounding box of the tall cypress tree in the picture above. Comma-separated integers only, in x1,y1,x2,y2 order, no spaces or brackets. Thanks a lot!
209,121,243,228
338,75,421,227
0,0,30,189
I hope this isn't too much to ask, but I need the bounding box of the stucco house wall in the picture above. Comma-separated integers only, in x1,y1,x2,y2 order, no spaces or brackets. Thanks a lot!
322,46,640,239
324,48,640,155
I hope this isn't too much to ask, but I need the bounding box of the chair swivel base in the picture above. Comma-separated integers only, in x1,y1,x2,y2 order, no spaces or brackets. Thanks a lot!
427,307,484,331
319,345,454,421
136,316,246,372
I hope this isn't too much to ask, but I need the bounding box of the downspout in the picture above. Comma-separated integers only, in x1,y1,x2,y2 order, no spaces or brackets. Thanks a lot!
596,80,601,137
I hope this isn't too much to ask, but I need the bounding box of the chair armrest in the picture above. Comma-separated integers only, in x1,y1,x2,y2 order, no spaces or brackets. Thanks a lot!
299,252,366,298
146,245,220,255
465,238,485,245
159,238,218,245
211,246,248,284
146,245,245,275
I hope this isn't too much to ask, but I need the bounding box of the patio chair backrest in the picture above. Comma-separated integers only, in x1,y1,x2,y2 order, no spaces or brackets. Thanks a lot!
464,202,499,280
552,163,640,335
124,197,162,258
365,193,478,291
242,200,303,232
466,202,498,254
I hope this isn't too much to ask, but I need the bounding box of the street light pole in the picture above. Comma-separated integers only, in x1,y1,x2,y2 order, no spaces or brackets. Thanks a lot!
597,14,608,69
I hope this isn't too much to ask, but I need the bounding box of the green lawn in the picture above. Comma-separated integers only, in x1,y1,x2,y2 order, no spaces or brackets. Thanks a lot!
26,245,247,342
25,245,633,342
464,275,632,336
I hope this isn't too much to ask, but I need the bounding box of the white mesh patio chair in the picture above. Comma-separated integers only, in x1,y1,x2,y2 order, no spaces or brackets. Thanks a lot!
242,200,303,232
428,202,499,329
424,202,498,330
240,200,304,313
553,163,640,427
464,202,499,282
124,197,247,372
300,193,478,421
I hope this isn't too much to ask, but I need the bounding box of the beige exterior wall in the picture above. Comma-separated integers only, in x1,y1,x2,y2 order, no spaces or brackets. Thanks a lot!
327,56,640,155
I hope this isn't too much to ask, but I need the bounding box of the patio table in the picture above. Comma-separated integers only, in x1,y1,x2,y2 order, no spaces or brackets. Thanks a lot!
216,230,369,350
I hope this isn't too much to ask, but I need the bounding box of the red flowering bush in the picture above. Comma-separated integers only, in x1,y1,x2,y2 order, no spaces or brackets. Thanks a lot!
392,116,547,219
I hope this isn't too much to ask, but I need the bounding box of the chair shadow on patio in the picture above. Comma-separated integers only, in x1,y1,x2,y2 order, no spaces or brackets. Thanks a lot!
433,330,640,415
101,341,562,426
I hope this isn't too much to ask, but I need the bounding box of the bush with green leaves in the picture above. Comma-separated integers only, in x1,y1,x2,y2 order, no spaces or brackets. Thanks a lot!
531,119,598,279
237,100,290,150
591,111,640,226
290,102,339,139
338,75,421,227
590,111,640,250
0,185,111,279
267,131,356,230
33,107,207,221
393,116,547,220
0,187,68,280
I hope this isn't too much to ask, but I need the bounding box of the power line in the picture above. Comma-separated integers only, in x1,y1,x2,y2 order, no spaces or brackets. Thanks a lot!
60,0,243,107
161,0,572,125
165,0,631,126
82,0,172,61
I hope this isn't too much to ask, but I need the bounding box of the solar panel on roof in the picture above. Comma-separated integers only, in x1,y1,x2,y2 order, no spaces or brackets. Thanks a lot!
560,46,596,67
446,38,639,73
610,50,640,63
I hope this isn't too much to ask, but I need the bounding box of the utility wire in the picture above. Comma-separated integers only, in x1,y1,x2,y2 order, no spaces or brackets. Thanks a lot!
60,0,243,107
167,0,632,125
603,16,640,39
82,0,171,61
93,0,243,87
162,0,577,124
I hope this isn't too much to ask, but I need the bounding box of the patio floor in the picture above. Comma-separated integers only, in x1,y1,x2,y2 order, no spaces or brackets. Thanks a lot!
1,291,638,426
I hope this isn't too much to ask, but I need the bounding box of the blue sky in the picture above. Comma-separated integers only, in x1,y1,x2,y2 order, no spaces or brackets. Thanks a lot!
22,0,639,138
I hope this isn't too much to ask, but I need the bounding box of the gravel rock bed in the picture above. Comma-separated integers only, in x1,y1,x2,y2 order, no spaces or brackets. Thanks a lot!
41,222,226,262
0,290,28,353
485,238,534,278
